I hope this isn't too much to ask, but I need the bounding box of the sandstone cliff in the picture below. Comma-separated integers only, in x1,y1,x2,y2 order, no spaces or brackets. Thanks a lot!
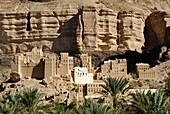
0,0,169,54
144,11,170,50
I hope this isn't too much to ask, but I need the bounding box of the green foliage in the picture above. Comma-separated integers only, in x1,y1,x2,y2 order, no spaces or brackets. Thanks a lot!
100,77,131,108
132,73,137,79
20,88,45,114
47,100,77,114
144,79,149,82
164,88,170,97
0,91,23,114
129,89,170,114
76,99,123,114
77,99,110,114
0,88,45,114
0,87,169,114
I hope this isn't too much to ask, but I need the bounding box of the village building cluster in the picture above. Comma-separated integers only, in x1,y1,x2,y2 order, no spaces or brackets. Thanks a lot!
96,59,127,80
136,63,159,79
11,47,160,102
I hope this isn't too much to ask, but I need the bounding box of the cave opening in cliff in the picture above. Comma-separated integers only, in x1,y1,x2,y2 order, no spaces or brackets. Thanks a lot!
141,11,167,69
97,48,161,74
26,12,32,31
97,51,142,73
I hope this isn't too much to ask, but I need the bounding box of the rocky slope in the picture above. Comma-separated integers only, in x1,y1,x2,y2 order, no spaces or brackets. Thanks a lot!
0,73,77,103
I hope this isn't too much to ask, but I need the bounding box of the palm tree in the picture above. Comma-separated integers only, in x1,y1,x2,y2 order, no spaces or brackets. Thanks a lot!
129,89,170,114
100,77,131,108
20,88,45,114
0,91,23,114
76,99,115,114
164,88,170,97
47,100,77,114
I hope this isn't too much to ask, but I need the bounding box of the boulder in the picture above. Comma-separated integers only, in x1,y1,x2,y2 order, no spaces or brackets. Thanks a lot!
10,71,20,82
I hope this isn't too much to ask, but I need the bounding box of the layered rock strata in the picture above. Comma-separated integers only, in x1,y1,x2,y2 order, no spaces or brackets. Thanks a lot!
82,6,97,50
52,9,80,53
117,12,145,53
0,7,170,54
97,8,118,51
0,12,27,42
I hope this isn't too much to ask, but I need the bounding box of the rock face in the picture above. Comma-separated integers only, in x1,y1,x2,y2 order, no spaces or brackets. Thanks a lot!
118,12,145,53
0,9,80,53
0,8,146,54
97,8,118,51
144,11,166,50
165,12,170,45
0,2,170,54
144,11,170,50
0,12,27,43
52,9,80,53
82,6,97,50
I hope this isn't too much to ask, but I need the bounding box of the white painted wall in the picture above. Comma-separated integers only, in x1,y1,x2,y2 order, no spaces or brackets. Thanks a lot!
74,67,93,84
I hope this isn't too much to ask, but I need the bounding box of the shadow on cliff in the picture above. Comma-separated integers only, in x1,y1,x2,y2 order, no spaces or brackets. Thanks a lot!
97,47,161,73
143,11,170,50
102,11,169,73
165,26,170,47
52,14,80,54
32,59,44,79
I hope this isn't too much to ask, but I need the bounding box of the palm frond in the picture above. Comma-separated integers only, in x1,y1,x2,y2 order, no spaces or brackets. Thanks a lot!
99,77,130,108
129,89,170,114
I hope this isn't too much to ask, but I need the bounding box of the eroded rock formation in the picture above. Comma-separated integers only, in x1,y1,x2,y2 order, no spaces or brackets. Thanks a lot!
0,8,145,54
117,12,145,53
144,11,166,50
97,8,118,51
0,2,170,54
144,11,170,50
